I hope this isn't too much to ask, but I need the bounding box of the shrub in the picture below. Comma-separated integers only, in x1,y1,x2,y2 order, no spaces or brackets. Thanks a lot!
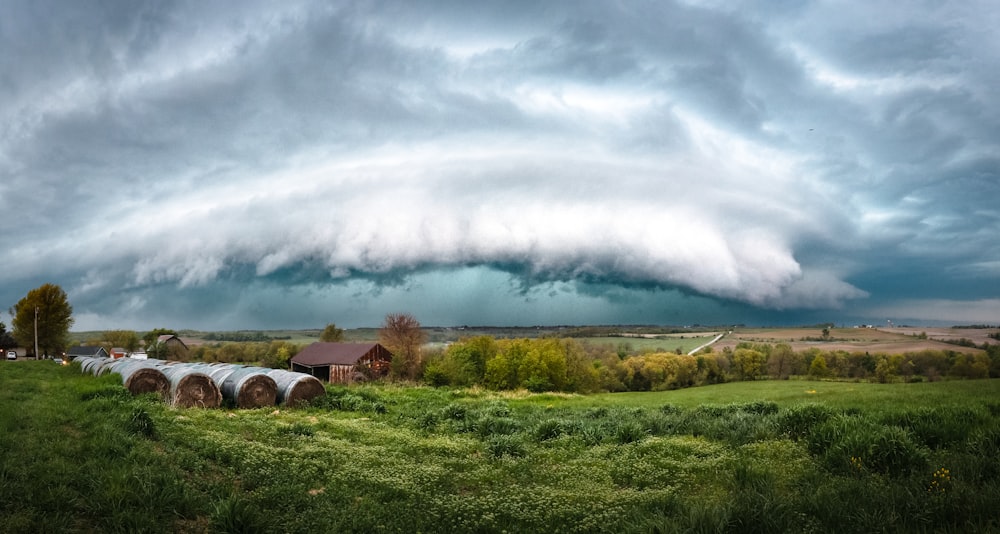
422,364,451,387
211,497,269,534
127,407,157,440
614,421,648,444
440,402,468,421
533,418,579,442
278,422,315,438
659,403,683,415
474,416,519,439
485,434,526,458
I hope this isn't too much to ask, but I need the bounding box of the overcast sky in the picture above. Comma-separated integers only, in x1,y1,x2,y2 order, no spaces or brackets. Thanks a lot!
1,0,998,331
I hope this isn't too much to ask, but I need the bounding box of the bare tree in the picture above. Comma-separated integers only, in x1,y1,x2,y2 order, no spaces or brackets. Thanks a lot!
378,313,427,380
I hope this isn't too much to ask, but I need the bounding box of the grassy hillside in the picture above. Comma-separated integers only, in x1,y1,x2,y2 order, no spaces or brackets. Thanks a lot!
2,360,999,532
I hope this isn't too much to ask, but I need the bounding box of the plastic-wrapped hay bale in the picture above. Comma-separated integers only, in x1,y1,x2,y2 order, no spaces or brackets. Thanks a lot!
159,366,221,408
108,358,170,400
220,367,277,408
95,358,120,376
207,365,240,387
81,356,116,376
76,356,102,375
267,369,326,406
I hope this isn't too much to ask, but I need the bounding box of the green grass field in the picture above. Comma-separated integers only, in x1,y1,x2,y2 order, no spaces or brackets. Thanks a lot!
575,335,719,355
2,360,999,533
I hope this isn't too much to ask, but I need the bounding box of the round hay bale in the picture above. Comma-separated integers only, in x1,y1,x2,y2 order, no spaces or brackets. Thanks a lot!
207,365,239,387
113,360,170,400
221,368,277,408
267,370,326,406
82,357,108,376
95,358,121,376
76,357,101,374
161,367,221,408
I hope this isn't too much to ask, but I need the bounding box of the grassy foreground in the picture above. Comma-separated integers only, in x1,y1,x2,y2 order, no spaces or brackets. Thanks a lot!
2,361,999,533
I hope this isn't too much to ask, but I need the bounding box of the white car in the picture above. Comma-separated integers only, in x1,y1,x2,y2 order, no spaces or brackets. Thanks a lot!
5,350,16,360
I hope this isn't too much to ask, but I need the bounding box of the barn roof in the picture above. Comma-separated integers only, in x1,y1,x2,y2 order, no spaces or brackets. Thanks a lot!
67,345,108,358
157,334,189,349
291,342,389,367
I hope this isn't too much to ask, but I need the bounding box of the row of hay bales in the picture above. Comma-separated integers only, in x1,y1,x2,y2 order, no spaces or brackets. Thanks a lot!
75,357,326,409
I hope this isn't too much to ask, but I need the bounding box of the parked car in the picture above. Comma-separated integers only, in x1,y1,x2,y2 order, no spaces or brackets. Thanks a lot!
52,357,65,365
6,350,16,360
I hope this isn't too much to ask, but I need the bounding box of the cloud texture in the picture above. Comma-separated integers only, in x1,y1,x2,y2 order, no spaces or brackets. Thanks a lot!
1,1,998,329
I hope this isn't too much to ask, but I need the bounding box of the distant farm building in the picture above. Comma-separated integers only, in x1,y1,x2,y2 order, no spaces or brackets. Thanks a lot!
290,342,393,383
67,345,110,360
154,334,190,359
157,334,189,351
110,347,128,359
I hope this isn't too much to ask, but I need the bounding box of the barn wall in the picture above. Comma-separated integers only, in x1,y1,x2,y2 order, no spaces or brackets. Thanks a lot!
329,364,355,383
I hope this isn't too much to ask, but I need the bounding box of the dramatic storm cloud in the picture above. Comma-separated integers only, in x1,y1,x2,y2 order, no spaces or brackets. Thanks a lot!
1,0,998,330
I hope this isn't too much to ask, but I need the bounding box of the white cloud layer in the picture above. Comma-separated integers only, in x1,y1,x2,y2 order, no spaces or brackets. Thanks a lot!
0,0,997,328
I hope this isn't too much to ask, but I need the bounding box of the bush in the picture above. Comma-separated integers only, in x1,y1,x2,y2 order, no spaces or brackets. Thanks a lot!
485,434,526,458
614,421,648,444
440,402,469,421
211,497,269,534
422,364,451,387
533,418,579,442
127,407,157,440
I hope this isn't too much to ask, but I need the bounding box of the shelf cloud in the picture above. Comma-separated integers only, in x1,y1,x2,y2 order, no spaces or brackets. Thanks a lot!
1,1,997,329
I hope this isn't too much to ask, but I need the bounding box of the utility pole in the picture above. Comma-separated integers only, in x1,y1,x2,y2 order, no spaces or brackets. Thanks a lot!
34,306,39,360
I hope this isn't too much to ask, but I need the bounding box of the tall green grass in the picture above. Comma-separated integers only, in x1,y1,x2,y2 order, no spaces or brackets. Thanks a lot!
2,361,999,532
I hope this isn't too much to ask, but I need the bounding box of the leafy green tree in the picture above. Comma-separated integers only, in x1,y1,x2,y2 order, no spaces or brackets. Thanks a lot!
874,357,895,383
320,323,345,342
696,353,728,384
484,339,530,390
102,330,140,353
809,355,829,378
11,283,73,357
439,335,498,386
563,339,601,393
517,339,568,392
261,342,297,369
767,343,800,379
732,348,766,380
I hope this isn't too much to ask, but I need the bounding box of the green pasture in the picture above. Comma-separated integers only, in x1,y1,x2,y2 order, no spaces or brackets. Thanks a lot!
2,360,999,533
526,378,1000,411
576,335,719,355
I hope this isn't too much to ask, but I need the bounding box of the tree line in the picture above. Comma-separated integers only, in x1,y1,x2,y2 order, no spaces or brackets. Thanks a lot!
420,336,1000,393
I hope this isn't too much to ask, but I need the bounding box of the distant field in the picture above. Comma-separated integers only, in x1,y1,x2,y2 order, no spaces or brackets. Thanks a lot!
575,335,719,355
717,327,989,355
67,325,996,358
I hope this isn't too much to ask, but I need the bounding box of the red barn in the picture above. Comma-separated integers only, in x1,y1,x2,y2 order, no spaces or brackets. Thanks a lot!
290,343,393,383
